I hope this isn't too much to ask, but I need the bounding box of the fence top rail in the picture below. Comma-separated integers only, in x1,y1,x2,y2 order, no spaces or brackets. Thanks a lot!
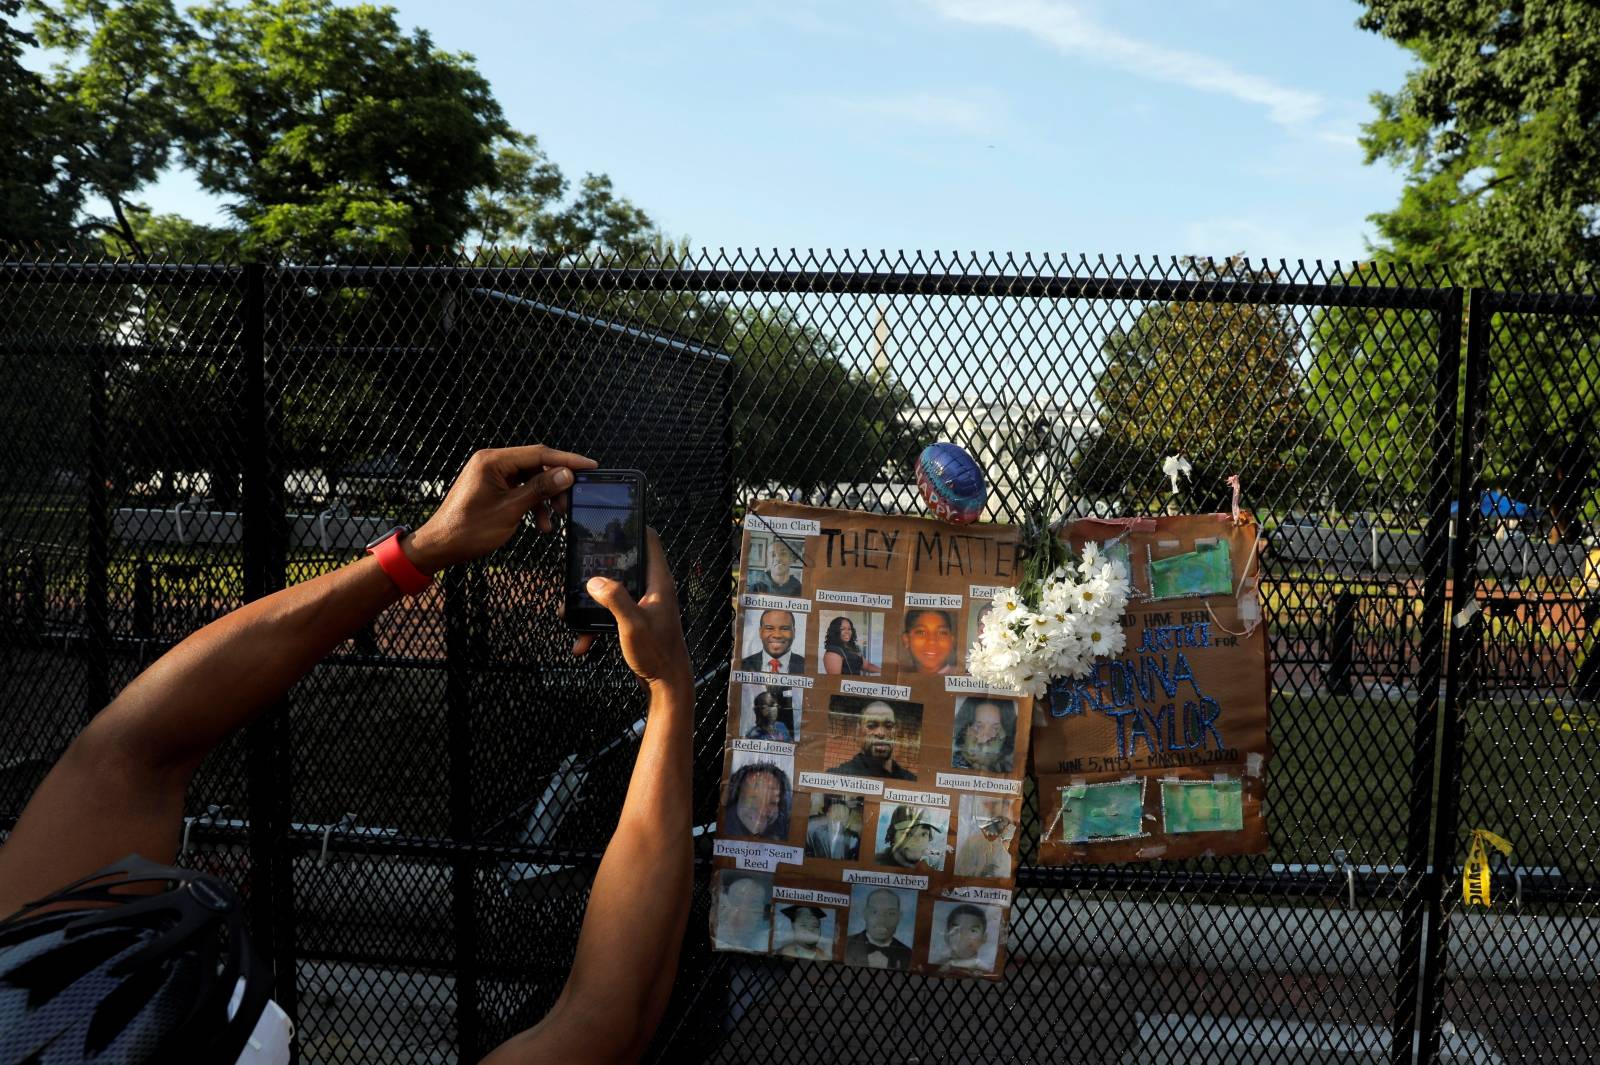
1472,287,1600,317
272,265,1460,308
0,261,242,284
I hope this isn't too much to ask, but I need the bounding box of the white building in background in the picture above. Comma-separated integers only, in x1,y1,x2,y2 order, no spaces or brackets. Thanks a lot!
908,391,1099,522
809,305,1100,521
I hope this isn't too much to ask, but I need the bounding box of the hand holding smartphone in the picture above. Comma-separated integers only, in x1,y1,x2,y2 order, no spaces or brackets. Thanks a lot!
564,469,649,632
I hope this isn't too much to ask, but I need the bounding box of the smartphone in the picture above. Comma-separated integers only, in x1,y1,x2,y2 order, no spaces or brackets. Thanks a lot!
564,469,648,632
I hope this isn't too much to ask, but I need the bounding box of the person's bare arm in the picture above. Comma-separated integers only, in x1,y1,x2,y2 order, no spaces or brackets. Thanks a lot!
0,446,594,917
482,530,694,1065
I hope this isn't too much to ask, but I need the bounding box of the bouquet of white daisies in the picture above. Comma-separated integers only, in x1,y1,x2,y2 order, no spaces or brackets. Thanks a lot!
967,530,1133,699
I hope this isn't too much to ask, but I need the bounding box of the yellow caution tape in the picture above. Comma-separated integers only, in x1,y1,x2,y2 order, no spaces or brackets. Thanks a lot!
1462,828,1513,907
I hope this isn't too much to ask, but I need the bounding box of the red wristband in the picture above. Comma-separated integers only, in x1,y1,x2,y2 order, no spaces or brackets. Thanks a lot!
365,527,434,596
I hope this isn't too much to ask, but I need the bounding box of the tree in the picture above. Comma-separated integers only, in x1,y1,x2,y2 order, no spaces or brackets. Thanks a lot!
726,304,919,496
1359,0,1600,276
25,0,188,255
0,0,82,241
174,0,509,256
1076,259,1363,514
1353,1,1600,540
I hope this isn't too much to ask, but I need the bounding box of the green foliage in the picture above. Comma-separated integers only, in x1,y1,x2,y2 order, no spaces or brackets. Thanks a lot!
1359,0,1600,276
1076,260,1363,513
0,0,82,240
1348,2,1600,539
174,0,508,256
25,0,187,253
725,304,917,495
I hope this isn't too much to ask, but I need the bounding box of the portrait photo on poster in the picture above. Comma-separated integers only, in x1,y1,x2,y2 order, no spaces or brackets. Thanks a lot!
773,904,838,962
953,794,1020,879
966,599,996,654
951,696,1018,774
844,884,918,971
722,750,795,842
805,792,865,861
874,802,950,871
747,532,806,596
901,606,963,675
825,694,924,781
712,869,774,954
817,609,886,676
738,684,801,743
929,899,1004,976
740,606,809,674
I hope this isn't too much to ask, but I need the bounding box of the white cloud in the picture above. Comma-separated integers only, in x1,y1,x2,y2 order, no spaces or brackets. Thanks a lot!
923,0,1324,130
815,90,1008,138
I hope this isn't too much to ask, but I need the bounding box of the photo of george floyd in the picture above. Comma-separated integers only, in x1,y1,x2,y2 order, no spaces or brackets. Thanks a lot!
822,694,924,782
746,532,807,596
721,751,795,842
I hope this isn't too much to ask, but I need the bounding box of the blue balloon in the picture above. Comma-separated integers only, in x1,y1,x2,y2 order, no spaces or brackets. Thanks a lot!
916,442,987,524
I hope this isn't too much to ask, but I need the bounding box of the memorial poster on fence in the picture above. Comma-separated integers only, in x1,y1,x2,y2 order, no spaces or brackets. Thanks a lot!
710,501,1030,980
1032,512,1271,864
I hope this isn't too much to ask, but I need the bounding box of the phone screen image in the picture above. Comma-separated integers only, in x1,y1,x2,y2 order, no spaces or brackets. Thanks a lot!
568,478,643,607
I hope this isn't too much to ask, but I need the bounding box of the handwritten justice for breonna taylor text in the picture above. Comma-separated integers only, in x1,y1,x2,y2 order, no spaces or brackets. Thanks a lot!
1048,620,1228,760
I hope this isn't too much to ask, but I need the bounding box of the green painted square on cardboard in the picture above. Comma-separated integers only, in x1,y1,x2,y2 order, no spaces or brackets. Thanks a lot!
1160,778,1244,834
1149,539,1232,599
1059,779,1145,842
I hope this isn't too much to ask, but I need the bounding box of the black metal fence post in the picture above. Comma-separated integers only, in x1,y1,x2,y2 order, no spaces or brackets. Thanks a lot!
1414,288,1493,1064
1388,286,1464,1065
445,562,481,1060
1328,590,1356,695
441,287,483,1061
239,261,298,1028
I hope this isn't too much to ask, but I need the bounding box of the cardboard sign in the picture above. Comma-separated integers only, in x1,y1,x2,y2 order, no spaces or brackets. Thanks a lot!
1031,513,1270,864
711,501,1030,980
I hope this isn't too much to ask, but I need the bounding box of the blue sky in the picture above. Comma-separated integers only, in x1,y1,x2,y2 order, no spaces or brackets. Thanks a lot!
134,0,1416,262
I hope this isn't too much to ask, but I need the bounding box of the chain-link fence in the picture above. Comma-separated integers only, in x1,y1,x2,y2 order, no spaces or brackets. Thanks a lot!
2,249,1597,1064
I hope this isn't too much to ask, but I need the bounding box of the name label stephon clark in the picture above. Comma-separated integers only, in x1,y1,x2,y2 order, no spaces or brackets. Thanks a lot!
743,515,821,536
